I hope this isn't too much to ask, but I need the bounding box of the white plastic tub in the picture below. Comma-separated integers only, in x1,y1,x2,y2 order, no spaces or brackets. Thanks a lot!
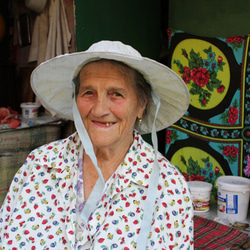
188,181,212,212
216,176,250,222
20,102,40,118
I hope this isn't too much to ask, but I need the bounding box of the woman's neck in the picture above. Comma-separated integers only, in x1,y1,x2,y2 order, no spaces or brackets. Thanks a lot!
82,134,134,201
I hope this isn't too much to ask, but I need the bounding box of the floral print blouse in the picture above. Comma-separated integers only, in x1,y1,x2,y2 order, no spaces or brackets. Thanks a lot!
0,131,194,249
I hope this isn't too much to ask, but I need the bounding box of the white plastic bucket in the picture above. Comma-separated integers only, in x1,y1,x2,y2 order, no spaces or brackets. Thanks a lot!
188,181,212,212
20,102,40,118
216,176,250,222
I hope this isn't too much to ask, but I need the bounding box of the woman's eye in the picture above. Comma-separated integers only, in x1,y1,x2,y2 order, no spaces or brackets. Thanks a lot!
113,92,122,97
84,91,93,95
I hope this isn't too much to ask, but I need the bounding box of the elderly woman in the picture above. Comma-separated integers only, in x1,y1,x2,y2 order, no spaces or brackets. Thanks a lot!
0,41,193,249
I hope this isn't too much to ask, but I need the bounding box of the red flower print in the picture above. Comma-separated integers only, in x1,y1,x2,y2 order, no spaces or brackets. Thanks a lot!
189,174,205,181
98,238,105,243
229,106,239,116
116,229,122,235
166,129,172,145
226,36,244,43
223,145,231,156
183,66,191,75
191,67,210,87
217,85,225,94
227,107,239,124
181,66,192,84
223,145,238,157
227,115,237,124
133,220,139,225
166,129,172,136
217,56,223,63
215,166,220,173
235,36,244,43
230,145,238,157
182,74,190,84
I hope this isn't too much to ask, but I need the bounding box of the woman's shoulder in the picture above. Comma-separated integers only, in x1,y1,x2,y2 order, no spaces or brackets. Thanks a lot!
132,133,190,207
35,131,79,149
136,132,186,181
27,132,81,164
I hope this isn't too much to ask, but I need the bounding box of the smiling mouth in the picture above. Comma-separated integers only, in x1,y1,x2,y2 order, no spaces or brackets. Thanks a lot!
93,121,114,128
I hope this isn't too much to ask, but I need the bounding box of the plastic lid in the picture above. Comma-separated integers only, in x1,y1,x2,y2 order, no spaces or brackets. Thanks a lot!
20,102,41,108
187,181,212,192
216,176,250,192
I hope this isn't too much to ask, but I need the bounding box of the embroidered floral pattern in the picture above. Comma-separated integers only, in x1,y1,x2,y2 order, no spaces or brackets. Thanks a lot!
180,155,223,200
173,46,225,107
219,144,239,163
226,36,244,51
220,99,239,124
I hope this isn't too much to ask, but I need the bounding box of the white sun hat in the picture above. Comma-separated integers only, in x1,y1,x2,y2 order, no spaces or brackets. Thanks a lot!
31,40,189,134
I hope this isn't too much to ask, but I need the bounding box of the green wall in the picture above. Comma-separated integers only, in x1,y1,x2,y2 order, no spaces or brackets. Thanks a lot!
74,0,162,148
74,0,161,60
169,0,250,37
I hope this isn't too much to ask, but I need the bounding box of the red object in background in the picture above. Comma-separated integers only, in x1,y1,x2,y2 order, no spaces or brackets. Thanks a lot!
0,107,20,129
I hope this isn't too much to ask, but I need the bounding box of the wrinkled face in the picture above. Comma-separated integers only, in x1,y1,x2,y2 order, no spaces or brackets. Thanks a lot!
76,60,146,150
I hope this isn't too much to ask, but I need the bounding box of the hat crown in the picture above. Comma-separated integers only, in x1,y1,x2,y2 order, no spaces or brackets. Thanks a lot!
87,40,142,58
31,40,189,134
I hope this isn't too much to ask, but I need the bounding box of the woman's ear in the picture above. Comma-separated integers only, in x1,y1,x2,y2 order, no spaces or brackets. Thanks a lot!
138,101,147,120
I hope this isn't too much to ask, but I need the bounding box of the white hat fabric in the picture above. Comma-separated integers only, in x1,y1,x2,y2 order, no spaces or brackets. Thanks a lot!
25,0,47,13
31,40,190,134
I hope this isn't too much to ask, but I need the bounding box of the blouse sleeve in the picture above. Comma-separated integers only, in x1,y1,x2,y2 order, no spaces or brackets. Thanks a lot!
147,164,194,249
0,154,33,243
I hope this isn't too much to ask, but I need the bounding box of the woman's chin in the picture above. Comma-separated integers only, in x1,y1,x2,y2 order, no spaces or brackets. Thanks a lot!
90,132,119,149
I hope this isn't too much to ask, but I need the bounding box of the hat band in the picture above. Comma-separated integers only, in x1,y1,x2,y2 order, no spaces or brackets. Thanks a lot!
136,90,161,248
72,81,105,223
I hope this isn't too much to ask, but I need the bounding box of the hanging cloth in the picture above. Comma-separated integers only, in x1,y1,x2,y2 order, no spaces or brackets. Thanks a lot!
28,0,71,64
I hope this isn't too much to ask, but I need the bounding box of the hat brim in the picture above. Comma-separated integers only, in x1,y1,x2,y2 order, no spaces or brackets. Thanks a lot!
31,51,190,134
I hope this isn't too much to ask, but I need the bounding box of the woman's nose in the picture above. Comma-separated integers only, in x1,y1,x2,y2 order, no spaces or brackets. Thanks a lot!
92,95,110,116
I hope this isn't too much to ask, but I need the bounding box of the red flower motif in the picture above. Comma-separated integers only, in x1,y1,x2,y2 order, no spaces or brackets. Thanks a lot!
166,129,172,145
189,174,205,181
229,106,239,116
230,145,238,157
223,145,238,157
215,166,220,173
227,115,238,124
191,67,210,87
226,36,244,43
183,66,191,75
235,36,244,43
223,145,231,156
182,74,190,84
217,85,225,94
181,66,192,84
226,106,239,124
202,99,207,105
166,129,172,136
217,56,223,63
